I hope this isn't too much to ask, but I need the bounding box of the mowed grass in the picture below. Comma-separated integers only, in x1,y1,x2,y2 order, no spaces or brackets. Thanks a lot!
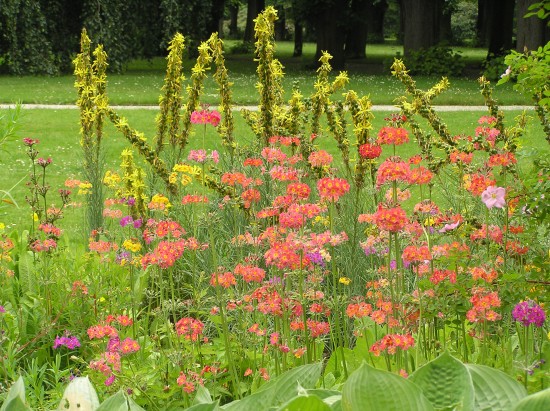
0,107,546,241
0,40,533,106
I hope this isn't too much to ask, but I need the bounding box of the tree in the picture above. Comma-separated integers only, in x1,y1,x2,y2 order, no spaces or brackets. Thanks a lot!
400,0,441,55
244,0,266,42
516,0,550,51
0,0,57,74
345,0,370,59
486,0,515,57
311,0,350,69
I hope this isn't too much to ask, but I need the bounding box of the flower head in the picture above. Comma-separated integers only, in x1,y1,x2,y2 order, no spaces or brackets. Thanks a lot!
481,186,506,209
512,300,546,327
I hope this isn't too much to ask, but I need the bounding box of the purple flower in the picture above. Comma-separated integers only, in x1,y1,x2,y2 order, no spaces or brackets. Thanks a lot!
53,333,81,350
481,186,506,209
120,215,133,227
306,251,325,268
0,305,5,313
512,300,546,327
104,374,116,386
133,219,143,229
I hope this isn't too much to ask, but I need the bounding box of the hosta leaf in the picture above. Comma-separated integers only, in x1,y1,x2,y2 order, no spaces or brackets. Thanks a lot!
410,351,474,410
1,397,31,411
0,377,30,411
193,385,213,405
465,364,527,411
96,391,144,411
223,363,322,410
186,402,220,411
512,388,550,411
341,363,434,411
57,376,100,411
275,395,332,411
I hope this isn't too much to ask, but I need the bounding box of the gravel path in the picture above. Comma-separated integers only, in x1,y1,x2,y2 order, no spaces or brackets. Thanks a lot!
0,104,536,111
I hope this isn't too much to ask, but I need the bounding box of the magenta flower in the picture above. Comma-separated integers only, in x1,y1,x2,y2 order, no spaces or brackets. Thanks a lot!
512,300,546,327
439,220,460,233
481,186,506,209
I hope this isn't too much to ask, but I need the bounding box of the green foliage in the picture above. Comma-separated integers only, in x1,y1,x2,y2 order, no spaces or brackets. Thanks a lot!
404,46,466,77
0,0,57,75
451,1,478,46
409,351,475,410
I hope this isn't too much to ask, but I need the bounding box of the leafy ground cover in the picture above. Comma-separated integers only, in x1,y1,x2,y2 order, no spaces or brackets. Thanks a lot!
0,9,549,410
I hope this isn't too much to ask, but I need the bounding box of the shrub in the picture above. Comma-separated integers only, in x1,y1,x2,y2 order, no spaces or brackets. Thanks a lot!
404,46,466,77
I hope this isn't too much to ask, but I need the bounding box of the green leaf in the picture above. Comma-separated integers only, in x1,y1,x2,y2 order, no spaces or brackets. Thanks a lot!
193,385,213,405
0,397,31,411
512,388,550,411
341,363,434,411
56,376,100,411
223,363,322,410
465,364,527,411
1,377,30,411
306,389,342,400
323,395,342,411
275,395,332,411
409,351,474,411
96,391,139,411
186,402,220,411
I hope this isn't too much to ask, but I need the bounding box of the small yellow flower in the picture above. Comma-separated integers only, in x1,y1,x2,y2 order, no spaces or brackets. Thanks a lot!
33,213,39,222
339,277,351,286
123,239,142,253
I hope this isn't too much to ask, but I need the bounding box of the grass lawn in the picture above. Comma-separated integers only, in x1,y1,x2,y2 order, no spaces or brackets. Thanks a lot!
0,41,533,106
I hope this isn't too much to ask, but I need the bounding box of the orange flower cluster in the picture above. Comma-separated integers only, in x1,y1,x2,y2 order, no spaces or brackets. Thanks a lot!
373,205,408,232
409,166,433,185
175,317,205,341
401,245,432,264
308,150,333,167
221,172,254,187
377,126,409,146
464,173,496,196
234,263,266,283
286,182,311,199
488,152,517,167
466,287,501,323
376,157,411,187
181,194,208,205
241,188,261,208
317,177,350,202
470,224,503,244
429,269,456,285
358,143,382,159
210,271,237,288
268,135,300,146
369,333,415,356
469,266,498,283
450,150,473,164
346,302,373,318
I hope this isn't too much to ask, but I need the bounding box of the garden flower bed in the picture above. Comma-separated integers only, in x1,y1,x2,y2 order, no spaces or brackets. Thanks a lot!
1,6,548,411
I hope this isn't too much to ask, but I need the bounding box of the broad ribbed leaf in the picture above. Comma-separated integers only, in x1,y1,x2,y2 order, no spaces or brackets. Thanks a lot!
1,397,31,411
410,351,474,410
512,389,550,411
223,363,322,410
306,389,342,400
324,395,342,411
0,377,30,411
186,402,220,411
342,363,434,411
96,391,129,410
193,385,214,405
465,364,527,411
275,395,332,411
57,376,100,411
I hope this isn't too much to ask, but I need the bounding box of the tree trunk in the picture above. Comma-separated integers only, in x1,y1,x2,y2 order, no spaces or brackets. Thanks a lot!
476,0,490,47
438,0,453,44
366,0,388,44
244,0,265,42
313,0,348,69
401,0,439,55
346,0,369,58
486,0,515,57
207,0,225,37
274,5,287,40
293,20,303,57
516,0,550,51
229,3,239,37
